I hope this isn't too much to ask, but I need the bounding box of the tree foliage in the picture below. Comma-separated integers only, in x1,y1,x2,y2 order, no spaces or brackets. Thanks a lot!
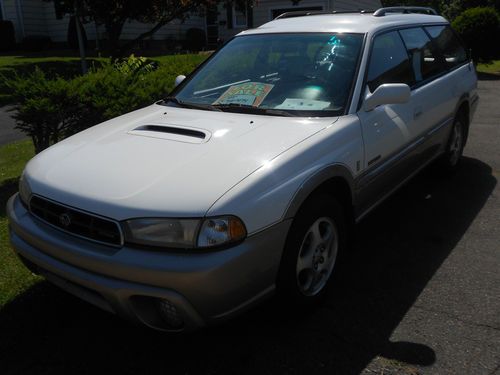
381,0,500,19
452,7,500,60
49,0,301,58
3,55,207,153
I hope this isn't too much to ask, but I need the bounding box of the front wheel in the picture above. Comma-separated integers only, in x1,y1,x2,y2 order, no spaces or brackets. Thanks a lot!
277,194,346,303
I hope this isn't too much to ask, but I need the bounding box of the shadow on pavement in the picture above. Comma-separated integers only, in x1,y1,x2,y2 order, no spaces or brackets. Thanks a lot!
477,72,500,81
0,157,496,375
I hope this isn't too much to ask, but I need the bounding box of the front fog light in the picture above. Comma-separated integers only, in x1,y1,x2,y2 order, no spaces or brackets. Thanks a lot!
18,172,32,206
197,216,246,248
158,299,184,329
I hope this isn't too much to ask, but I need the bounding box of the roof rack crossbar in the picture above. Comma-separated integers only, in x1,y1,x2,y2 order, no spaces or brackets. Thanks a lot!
373,6,438,17
274,9,373,20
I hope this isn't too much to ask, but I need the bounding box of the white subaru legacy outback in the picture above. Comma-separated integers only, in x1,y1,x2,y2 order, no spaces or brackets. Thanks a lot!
8,7,478,331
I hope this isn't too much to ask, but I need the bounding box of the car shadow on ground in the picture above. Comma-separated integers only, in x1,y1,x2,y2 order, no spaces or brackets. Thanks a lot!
0,157,496,375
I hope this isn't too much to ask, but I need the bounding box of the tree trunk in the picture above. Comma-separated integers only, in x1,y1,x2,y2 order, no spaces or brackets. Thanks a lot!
117,18,171,58
116,5,197,58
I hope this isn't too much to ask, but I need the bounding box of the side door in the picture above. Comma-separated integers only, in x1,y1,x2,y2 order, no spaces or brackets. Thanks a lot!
422,24,474,148
356,30,418,215
398,26,455,157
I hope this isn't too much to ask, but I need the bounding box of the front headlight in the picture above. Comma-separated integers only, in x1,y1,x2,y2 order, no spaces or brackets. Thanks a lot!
18,172,32,206
124,218,200,248
124,215,247,249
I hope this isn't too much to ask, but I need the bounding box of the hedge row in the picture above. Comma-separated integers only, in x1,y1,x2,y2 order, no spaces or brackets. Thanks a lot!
452,7,500,61
4,55,207,154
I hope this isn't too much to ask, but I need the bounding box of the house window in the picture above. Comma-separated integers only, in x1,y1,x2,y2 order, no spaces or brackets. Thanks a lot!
233,4,247,28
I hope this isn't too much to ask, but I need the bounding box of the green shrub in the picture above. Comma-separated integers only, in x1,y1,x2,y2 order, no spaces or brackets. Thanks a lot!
452,7,500,61
0,20,16,51
4,69,79,153
4,54,207,153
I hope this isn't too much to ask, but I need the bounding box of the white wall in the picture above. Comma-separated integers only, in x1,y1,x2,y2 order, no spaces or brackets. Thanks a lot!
2,0,206,44
217,0,382,42
2,0,23,42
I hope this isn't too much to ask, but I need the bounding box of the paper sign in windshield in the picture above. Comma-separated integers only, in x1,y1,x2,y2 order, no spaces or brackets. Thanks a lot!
275,99,331,111
214,82,274,107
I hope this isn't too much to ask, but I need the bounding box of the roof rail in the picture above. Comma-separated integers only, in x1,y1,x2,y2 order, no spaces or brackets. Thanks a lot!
373,6,439,17
274,9,373,20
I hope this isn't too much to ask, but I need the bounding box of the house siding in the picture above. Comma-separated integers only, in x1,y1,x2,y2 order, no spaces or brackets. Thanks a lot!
3,0,205,44
216,0,382,42
3,0,380,46
2,0,23,41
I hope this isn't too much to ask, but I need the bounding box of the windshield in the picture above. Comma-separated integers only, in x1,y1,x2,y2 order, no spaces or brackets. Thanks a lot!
170,33,364,117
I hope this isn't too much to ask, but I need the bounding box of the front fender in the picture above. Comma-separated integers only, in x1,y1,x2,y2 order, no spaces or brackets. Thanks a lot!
206,116,363,235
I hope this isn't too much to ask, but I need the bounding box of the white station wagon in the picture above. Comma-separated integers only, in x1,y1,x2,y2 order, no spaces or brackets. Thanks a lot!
8,7,478,331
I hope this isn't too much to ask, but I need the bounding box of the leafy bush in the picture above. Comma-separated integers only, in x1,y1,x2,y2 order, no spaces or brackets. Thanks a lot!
4,54,207,153
4,69,80,153
0,21,16,51
452,7,500,61
114,54,157,75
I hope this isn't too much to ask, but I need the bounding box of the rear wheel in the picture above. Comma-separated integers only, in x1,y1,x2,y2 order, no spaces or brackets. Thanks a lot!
277,194,346,303
440,114,467,171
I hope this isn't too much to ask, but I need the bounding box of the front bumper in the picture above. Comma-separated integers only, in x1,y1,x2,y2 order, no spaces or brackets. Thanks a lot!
7,194,291,331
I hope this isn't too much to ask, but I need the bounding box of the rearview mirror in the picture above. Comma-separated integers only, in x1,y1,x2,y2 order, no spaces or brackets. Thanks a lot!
363,84,411,112
175,75,186,87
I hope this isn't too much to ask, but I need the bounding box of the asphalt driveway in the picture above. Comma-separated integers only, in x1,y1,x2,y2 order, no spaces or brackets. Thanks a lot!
0,106,25,146
0,78,498,375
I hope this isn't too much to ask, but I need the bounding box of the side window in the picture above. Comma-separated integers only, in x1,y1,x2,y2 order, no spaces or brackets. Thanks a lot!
425,25,468,69
367,31,413,92
399,27,444,83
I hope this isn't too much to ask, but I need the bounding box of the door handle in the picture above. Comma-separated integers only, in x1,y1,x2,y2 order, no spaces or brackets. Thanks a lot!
414,107,423,120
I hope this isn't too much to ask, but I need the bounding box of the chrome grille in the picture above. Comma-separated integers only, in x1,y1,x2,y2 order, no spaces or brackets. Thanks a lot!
29,195,123,247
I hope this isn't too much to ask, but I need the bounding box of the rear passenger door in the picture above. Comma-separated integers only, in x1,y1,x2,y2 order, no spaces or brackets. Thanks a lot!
398,26,455,155
423,25,473,146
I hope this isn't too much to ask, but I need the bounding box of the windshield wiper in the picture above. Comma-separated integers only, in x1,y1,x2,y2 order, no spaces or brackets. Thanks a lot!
163,96,221,112
213,103,298,117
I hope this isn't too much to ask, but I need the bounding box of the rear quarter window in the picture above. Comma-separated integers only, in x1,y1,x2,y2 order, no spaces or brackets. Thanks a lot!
425,25,468,70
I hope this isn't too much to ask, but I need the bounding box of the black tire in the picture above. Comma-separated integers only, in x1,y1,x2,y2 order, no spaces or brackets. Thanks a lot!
439,113,467,172
276,193,347,304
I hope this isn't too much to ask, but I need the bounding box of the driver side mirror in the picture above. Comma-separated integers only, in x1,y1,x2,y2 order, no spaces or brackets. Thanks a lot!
363,83,411,112
175,75,186,87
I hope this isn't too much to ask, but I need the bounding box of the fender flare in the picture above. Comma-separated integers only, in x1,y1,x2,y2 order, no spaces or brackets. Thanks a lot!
283,163,356,220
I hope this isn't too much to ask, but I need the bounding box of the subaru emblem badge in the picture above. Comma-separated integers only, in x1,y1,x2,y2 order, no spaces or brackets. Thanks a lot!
59,213,71,227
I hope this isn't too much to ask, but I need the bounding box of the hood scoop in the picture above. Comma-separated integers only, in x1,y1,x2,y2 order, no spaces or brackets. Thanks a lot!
128,124,210,144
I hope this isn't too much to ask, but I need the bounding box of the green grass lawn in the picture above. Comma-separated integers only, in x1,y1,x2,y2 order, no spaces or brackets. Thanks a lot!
0,52,208,307
0,53,207,74
0,52,208,105
477,60,500,75
0,140,38,307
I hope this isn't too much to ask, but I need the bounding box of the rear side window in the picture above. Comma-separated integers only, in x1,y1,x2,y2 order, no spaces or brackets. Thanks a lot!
399,27,444,83
367,31,413,92
425,25,468,69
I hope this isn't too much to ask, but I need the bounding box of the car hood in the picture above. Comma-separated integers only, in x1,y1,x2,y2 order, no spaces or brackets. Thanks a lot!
25,104,337,220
